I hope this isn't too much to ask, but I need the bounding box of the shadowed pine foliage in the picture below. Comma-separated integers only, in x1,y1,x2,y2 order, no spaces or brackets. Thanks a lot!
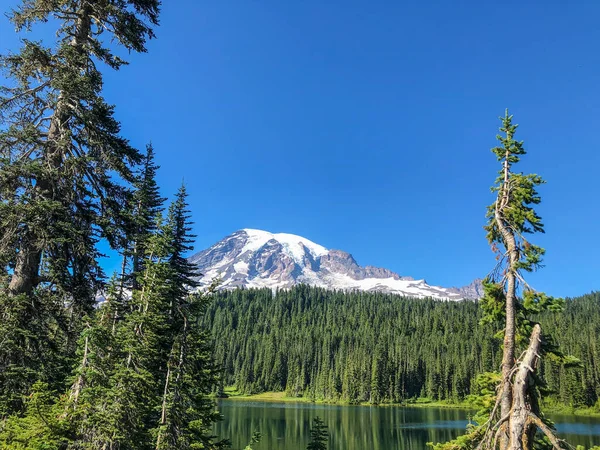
0,185,229,449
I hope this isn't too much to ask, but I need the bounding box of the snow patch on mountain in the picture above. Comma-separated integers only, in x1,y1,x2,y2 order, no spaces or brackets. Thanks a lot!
240,229,328,262
189,229,481,300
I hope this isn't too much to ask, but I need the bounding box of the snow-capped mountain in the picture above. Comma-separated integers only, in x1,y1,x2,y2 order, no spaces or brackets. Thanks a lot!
189,229,481,300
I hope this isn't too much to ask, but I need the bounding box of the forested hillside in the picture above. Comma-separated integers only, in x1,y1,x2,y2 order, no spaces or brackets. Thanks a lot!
205,286,600,409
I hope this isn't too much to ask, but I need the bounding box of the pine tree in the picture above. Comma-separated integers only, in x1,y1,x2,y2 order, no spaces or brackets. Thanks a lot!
154,185,227,450
0,287,71,416
307,417,328,450
65,148,166,444
0,214,174,448
0,182,229,449
481,112,567,449
70,215,173,449
0,381,72,449
370,344,387,405
433,111,568,450
129,144,167,290
0,0,160,416
1,0,159,296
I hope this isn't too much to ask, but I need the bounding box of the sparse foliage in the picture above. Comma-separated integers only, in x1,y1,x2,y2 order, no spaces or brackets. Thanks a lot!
433,112,571,449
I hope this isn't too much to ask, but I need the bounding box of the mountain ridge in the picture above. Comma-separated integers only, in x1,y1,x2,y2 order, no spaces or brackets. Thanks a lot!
189,229,482,300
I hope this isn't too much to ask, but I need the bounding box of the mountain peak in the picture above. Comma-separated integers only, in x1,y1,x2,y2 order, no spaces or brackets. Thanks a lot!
240,229,328,262
189,229,481,300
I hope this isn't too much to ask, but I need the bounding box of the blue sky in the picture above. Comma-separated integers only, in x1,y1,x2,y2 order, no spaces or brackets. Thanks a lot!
1,1,599,297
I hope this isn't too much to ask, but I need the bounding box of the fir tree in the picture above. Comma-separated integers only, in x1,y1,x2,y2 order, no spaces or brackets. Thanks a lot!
433,112,569,450
307,417,328,450
0,186,228,449
0,0,159,296
0,288,71,416
481,112,566,449
370,344,387,405
0,382,72,449
154,185,227,450
99,215,174,448
0,0,160,416
129,144,167,290
165,185,201,302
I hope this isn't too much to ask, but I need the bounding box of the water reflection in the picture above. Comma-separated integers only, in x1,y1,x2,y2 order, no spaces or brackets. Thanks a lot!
215,400,600,450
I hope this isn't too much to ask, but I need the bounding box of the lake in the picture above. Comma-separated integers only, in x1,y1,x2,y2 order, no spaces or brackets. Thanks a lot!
215,400,600,449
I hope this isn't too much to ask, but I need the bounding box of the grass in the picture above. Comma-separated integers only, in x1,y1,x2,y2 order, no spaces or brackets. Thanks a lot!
539,401,600,418
217,387,475,409
218,387,314,403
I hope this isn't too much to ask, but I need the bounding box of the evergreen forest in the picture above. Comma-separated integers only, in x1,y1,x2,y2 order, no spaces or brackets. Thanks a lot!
206,287,600,410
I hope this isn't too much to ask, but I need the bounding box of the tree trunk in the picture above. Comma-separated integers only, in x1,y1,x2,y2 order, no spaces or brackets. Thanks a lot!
8,233,40,296
509,324,541,450
499,267,517,449
67,333,89,413
494,150,520,450
8,2,92,297
155,364,171,450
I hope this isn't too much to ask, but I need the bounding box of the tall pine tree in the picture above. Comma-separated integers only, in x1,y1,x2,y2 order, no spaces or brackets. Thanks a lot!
433,112,569,450
154,185,227,450
0,0,160,416
129,144,166,290
1,0,159,296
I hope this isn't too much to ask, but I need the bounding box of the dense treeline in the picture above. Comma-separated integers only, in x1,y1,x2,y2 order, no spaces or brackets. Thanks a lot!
205,286,600,409
539,291,600,408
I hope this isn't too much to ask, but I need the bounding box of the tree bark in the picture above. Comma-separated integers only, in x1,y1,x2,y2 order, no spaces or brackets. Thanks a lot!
8,1,92,297
68,333,89,411
509,324,541,450
495,153,520,449
155,364,171,450
8,232,40,295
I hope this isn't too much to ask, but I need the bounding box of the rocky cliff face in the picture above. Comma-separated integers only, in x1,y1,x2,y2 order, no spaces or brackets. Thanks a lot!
448,278,485,299
189,229,482,300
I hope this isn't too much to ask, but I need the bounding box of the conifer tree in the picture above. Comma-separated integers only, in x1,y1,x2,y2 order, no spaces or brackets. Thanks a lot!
154,186,227,450
307,417,329,450
165,185,201,303
58,215,173,449
370,344,387,405
0,287,71,416
0,381,71,449
0,0,160,416
0,0,159,295
481,112,567,449
129,144,166,290
433,112,568,450
0,176,230,449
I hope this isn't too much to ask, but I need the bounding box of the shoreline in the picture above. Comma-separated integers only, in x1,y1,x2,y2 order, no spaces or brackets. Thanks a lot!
216,389,600,418
217,391,474,411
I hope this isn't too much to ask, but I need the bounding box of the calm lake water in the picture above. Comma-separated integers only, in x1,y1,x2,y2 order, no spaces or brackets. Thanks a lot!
215,400,600,449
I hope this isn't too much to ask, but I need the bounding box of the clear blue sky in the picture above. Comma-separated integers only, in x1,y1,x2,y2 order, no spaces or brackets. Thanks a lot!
1,1,598,297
